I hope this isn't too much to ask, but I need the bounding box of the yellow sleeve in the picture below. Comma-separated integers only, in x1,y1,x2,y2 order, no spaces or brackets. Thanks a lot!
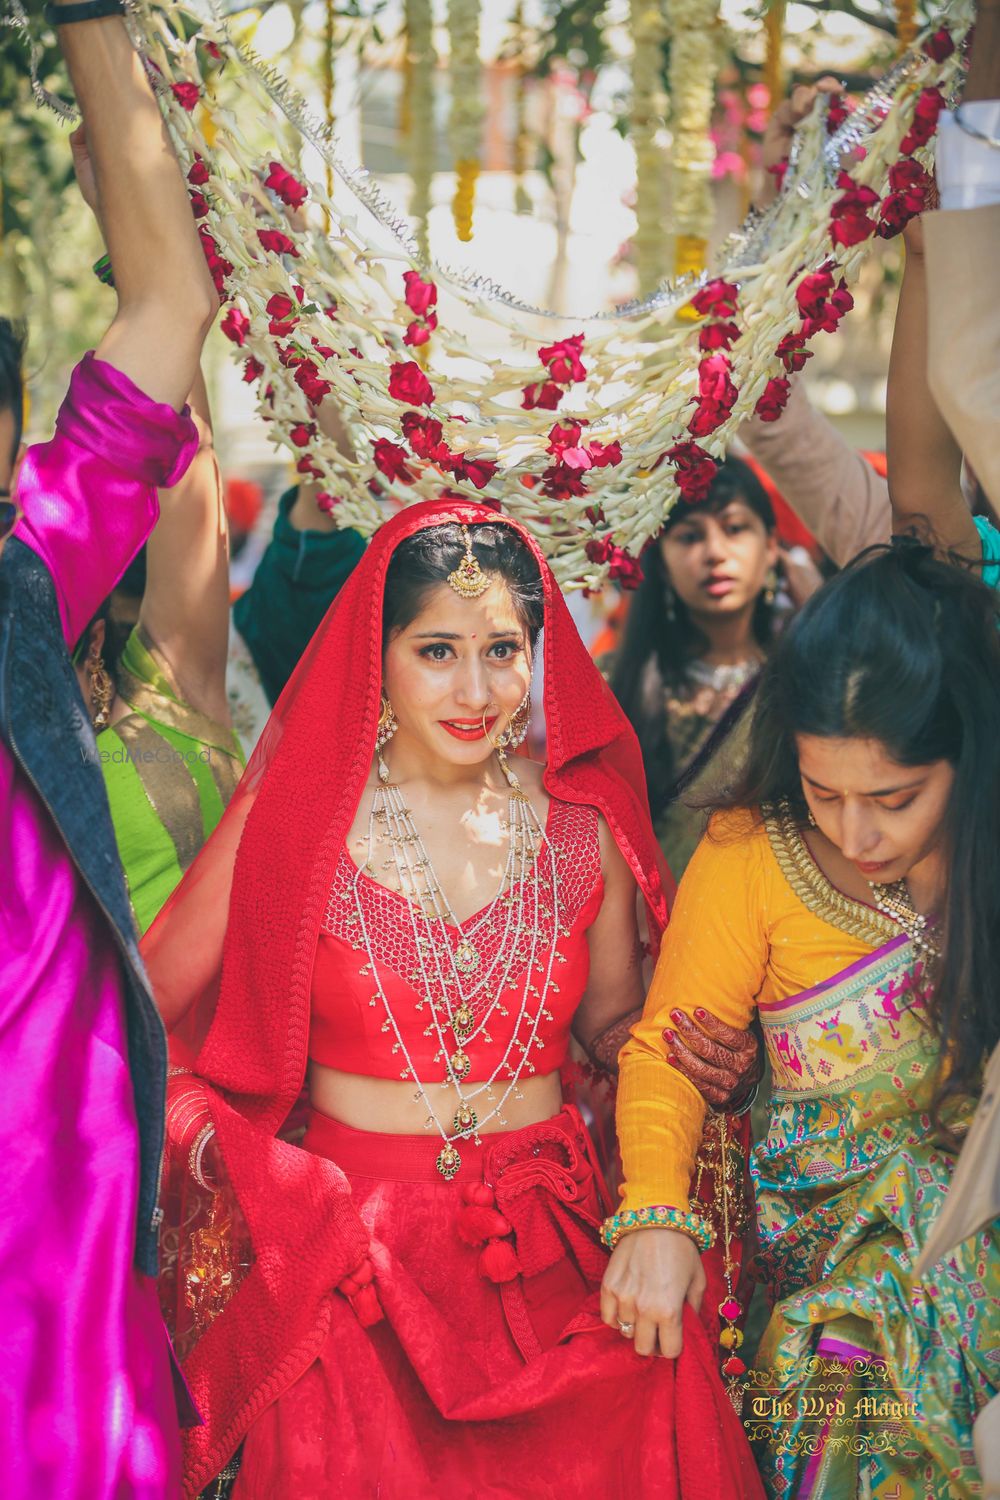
617,812,769,1211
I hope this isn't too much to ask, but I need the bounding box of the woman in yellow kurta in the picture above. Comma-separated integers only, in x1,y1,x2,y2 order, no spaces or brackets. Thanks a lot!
604,540,1000,1499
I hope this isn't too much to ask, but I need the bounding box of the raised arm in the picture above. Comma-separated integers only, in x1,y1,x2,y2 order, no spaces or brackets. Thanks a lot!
56,3,216,409
886,220,978,558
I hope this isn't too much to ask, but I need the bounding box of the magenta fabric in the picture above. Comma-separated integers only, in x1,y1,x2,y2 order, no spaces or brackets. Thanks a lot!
12,352,197,647
0,354,197,1497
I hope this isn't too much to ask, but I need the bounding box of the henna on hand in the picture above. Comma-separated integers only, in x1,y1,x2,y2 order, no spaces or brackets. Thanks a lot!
664,1008,763,1111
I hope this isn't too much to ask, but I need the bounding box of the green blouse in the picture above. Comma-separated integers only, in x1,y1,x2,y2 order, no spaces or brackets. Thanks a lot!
97,625,244,934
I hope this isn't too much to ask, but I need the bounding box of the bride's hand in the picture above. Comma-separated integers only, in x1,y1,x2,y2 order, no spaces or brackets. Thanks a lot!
600,1228,706,1358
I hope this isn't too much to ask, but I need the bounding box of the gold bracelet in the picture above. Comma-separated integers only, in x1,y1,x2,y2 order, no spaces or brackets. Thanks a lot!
600,1205,715,1253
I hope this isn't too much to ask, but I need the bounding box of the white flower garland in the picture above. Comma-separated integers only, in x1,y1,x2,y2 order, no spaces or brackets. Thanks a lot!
404,0,435,261
123,0,968,590
666,0,721,274
630,0,668,295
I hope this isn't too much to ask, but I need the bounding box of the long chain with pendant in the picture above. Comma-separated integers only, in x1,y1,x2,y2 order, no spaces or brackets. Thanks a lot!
350,764,561,1180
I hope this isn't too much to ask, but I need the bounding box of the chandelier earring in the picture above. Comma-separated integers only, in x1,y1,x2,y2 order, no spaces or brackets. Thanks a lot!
87,647,114,732
376,692,398,784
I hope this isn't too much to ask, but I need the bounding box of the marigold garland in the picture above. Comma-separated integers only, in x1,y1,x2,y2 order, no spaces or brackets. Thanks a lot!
448,0,483,241
78,0,973,592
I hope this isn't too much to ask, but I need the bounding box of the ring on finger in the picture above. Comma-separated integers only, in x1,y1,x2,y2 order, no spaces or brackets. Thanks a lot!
617,1320,635,1337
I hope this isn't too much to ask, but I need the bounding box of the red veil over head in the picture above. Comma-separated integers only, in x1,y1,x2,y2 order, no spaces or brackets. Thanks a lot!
144,500,672,1489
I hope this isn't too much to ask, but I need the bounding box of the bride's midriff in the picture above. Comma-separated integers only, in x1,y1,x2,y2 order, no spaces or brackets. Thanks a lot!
307,1063,564,1136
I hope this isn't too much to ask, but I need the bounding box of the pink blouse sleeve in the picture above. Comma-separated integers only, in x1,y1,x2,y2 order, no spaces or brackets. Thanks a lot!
12,353,198,648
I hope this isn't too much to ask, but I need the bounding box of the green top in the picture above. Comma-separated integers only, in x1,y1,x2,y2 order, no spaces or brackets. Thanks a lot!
97,625,245,934
232,486,366,705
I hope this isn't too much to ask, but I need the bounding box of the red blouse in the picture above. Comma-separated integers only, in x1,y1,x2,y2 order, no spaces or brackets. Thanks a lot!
310,799,604,1080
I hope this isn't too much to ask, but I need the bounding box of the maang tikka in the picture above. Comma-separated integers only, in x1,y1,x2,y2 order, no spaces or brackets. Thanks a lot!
447,526,491,600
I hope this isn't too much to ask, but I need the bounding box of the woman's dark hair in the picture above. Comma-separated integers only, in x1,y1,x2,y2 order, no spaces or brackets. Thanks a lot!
610,455,777,816
728,538,1000,1118
0,317,26,467
383,522,545,645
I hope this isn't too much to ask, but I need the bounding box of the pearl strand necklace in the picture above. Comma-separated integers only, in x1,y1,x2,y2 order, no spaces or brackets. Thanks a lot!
350,761,561,1180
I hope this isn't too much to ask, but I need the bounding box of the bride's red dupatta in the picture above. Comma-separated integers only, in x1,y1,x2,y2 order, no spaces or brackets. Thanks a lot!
142,500,672,1492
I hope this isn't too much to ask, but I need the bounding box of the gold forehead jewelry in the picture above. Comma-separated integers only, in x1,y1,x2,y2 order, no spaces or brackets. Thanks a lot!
447,526,491,599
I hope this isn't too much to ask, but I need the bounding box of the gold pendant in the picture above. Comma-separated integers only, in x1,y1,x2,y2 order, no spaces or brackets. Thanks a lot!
453,1103,478,1134
436,1144,461,1180
450,1049,471,1081
454,940,480,975
452,1004,474,1039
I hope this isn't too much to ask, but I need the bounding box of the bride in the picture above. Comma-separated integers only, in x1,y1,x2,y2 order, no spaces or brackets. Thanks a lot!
144,500,763,1499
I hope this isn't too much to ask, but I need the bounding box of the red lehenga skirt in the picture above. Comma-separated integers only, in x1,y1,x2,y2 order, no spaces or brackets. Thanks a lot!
233,1104,763,1500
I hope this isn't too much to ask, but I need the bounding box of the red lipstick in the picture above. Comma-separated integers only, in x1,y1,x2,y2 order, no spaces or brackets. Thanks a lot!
440,717,497,742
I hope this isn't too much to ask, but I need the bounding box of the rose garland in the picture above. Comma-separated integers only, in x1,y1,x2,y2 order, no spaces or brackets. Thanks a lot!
667,0,723,278
448,0,482,242
404,0,435,261
117,0,970,591
630,0,668,295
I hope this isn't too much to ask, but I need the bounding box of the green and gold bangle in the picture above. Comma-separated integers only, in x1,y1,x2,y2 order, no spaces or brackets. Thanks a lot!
600,1205,715,1253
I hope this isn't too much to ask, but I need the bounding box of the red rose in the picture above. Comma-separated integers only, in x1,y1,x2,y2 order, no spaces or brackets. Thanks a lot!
900,87,945,155
388,361,434,406
587,439,622,469
316,493,340,515
294,361,332,404
688,355,738,438
775,332,813,373
521,380,564,411
539,333,587,385
189,193,209,219
266,293,296,321
188,157,210,187
264,161,308,210
796,269,835,321
888,158,928,194
753,377,791,423
171,82,200,112
277,344,306,369
698,320,740,353
667,441,718,502
404,311,438,347
447,455,499,490
690,279,739,319
547,421,585,456
584,536,643,589
830,281,854,319
403,270,438,316
257,228,299,258
197,226,233,298
220,307,250,346
242,356,264,383
296,455,321,477
289,423,315,448
829,172,880,248
269,319,298,338
401,411,448,461
767,159,788,192
541,463,589,501
923,27,954,63
372,438,414,483
826,97,851,135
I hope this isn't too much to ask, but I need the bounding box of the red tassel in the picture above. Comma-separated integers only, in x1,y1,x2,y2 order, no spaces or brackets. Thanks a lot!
461,1182,495,1208
350,1283,384,1328
478,1237,521,1283
456,1204,512,1245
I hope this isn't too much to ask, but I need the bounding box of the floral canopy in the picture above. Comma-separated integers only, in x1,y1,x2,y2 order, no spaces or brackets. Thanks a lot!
14,0,972,587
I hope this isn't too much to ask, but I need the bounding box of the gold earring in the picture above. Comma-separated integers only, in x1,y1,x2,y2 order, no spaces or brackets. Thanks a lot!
376,693,397,783
763,569,778,608
87,650,114,731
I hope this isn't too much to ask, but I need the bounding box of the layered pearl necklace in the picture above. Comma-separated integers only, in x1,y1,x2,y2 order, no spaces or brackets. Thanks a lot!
349,749,561,1180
